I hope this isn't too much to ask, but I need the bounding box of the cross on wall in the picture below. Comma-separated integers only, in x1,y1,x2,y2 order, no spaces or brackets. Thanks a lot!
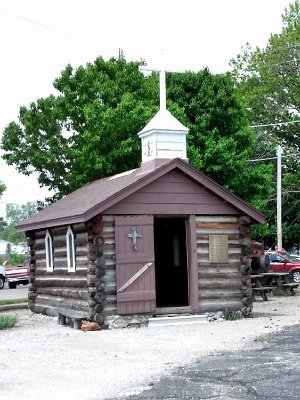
127,227,142,251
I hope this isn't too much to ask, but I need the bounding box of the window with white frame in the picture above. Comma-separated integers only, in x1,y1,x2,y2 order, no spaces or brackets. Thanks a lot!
45,230,54,272
66,226,76,272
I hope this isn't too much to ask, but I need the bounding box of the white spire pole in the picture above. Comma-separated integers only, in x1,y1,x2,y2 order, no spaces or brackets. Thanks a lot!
159,69,166,110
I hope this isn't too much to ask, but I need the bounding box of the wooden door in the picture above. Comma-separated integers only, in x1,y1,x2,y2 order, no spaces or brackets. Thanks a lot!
115,215,156,315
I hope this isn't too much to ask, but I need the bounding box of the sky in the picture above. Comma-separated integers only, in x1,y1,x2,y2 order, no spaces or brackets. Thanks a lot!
0,0,294,217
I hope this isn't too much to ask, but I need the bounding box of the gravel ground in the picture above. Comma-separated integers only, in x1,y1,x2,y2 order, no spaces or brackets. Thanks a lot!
1,294,300,400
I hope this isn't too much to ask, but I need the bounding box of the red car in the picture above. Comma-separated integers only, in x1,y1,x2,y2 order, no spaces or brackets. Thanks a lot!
267,251,300,283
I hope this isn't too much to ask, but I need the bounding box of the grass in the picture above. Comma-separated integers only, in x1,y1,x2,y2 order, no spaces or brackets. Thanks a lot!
223,305,243,321
0,298,28,306
0,314,18,330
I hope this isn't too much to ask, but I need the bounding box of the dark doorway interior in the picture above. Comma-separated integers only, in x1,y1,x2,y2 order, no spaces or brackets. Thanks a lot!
154,218,188,307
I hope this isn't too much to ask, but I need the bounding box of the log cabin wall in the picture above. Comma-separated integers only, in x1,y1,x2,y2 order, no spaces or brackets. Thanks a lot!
27,223,90,317
27,213,253,326
196,216,243,313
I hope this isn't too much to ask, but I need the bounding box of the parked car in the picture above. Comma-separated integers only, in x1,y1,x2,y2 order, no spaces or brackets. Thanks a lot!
0,265,5,290
275,250,300,261
4,262,30,289
267,251,300,283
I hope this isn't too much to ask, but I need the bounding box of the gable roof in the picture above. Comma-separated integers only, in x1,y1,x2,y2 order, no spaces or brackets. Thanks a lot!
17,158,265,231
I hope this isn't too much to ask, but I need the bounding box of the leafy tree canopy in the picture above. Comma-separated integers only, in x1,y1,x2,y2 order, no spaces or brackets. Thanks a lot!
0,181,6,198
1,57,273,215
3,202,41,244
230,0,300,248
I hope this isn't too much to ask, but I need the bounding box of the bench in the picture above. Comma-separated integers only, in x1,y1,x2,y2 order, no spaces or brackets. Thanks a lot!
57,308,88,329
282,283,299,296
252,286,273,301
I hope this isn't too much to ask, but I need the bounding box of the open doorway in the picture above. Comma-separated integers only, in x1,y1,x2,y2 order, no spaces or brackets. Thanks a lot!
154,217,188,307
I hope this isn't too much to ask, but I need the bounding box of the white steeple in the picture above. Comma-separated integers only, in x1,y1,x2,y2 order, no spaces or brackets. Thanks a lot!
138,66,189,167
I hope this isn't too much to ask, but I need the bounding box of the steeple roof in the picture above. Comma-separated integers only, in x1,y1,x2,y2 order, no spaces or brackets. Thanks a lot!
138,108,188,137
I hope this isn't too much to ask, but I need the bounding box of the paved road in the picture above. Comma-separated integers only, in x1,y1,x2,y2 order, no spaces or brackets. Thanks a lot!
0,282,29,300
115,324,300,400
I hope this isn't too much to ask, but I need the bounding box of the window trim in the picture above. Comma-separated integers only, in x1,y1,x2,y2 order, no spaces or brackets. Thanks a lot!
45,230,54,272
66,226,76,272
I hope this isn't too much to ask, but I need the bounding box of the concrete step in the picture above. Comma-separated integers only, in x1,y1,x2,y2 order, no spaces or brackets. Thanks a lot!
148,314,208,327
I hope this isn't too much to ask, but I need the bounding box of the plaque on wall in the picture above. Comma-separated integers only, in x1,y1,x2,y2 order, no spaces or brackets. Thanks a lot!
209,235,228,263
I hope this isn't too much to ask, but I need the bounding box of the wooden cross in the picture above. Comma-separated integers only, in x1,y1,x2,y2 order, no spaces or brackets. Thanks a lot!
127,227,142,251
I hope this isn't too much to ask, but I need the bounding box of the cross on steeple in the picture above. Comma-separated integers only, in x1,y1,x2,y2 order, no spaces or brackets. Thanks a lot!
138,57,189,167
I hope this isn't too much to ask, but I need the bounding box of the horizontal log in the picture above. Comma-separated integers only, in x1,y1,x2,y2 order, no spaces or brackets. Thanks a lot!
199,279,241,290
198,300,242,313
102,305,117,317
197,234,240,241
35,268,87,276
37,287,89,299
104,294,117,305
32,304,57,317
34,276,87,288
197,255,242,264
199,290,241,300
104,282,117,295
198,266,240,274
74,232,88,246
33,230,47,239
33,241,45,250
35,296,89,312
196,222,240,230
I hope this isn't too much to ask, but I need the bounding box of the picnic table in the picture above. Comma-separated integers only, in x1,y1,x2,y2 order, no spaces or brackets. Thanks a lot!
251,272,299,301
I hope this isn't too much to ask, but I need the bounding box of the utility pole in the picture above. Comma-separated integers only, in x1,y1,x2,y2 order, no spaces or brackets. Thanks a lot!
277,145,283,250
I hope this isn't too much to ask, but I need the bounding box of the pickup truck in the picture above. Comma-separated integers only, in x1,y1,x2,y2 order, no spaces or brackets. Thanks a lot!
0,265,5,290
5,262,30,289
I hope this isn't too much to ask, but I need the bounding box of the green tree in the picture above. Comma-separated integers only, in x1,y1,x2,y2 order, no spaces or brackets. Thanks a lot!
167,69,274,210
230,0,300,248
1,57,158,198
3,202,40,244
1,57,273,215
0,181,6,198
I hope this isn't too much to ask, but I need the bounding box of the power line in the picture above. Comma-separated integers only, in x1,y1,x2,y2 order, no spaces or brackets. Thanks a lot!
250,120,300,128
247,153,300,162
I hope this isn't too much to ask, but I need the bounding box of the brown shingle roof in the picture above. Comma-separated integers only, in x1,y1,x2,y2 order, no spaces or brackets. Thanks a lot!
17,158,265,231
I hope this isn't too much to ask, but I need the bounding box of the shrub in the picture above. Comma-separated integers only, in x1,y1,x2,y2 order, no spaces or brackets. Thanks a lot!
223,306,243,321
0,314,18,330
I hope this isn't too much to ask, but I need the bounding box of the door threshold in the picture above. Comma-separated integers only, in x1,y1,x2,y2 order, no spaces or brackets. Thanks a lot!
155,306,192,315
